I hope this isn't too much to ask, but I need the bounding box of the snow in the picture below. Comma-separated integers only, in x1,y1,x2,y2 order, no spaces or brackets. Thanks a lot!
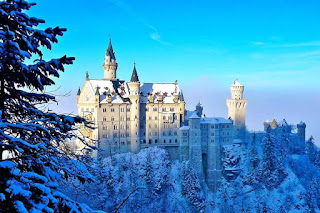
200,117,232,124
231,79,243,87
189,112,200,119
180,126,190,131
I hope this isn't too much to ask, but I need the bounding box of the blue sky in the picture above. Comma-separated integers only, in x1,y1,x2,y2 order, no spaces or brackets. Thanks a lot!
29,0,320,143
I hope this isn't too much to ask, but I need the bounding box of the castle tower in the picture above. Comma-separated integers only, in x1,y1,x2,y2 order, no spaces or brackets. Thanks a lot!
297,121,306,150
226,80,248,129
128,62,141,153
103,39,118,80
188,112,203,179
196,101,203,117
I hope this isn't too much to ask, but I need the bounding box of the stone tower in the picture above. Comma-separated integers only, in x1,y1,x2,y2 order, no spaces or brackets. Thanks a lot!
188,112,203,179
128,62,141,153
103,39,118,80
226,80,248,129
196,101,203,117
297,121,306,149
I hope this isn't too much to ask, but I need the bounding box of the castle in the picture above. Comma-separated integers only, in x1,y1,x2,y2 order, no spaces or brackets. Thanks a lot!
76,40,305,191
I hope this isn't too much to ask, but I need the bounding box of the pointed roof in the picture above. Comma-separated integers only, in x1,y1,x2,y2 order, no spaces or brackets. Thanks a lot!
106,39,116,60
196,100,202,107
130,62,139,82
77,87,81,95
180,90,184,101
189,112,200,119
231,79,243,87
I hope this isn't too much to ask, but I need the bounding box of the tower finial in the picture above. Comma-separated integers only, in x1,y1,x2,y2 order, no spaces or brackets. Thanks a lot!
86,71,89,80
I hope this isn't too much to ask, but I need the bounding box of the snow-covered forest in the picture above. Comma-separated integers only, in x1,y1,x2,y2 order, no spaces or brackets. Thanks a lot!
1,1,320,213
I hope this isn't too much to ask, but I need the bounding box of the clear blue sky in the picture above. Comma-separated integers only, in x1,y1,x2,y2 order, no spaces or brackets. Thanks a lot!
28,0,320,143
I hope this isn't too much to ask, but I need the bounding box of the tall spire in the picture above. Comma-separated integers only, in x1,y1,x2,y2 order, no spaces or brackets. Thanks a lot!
106,38,116,60
180,90,185,101
103,38,118,80
130,61,139,82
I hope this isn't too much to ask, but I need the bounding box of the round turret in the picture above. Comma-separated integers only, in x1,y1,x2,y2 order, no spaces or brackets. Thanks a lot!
230,80,244,100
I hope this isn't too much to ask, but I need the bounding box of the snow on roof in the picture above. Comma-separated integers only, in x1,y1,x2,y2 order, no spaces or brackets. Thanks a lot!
140,82,180,104
189,112,200,119
89,79,131,104
185,110,196,120
179,126,190,131
200,117,232,124
231,80,243,87
88,80,181,104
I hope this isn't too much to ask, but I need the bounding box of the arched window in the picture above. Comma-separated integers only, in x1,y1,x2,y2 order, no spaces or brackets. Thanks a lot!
103,117,106,121
111,116,114,121
114,125,117,130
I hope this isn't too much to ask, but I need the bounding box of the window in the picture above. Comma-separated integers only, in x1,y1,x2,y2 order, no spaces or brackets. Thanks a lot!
155,116,158,120
169,139,172,143
211,132,215,136
163,116,166,120
103,108,107,112
149,116,152,120
211,125,215,129
143,139,146,144
127,108,130,112
227,125,230,128
169,132,172,136
153,107,157,112
127,141,131,145
155,132,158,136
163,132,166,136
103,117,106,121
120,108,125,112
155,139,158,143
114,133,117,137
114,125,117,130
170,107,174,112
175,139,178,143
155,124,158,128
163,140,166,143
174,131,177,136
149,139,152,144
111,117,114,121
111,108,115,112
162,107,166,112
120,116,125,121
127,117,130,121
120,124,124,130
146,107,149,112
211,139,215,143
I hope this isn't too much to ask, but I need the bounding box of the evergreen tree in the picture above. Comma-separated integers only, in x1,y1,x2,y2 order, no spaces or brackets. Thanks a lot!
250,133,259,171
181,162,205,212
306,178,319,213
0,1,94,211
306,136,317,163
261,127,284,189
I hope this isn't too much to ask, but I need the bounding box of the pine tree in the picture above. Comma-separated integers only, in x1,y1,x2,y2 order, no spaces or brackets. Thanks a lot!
306,178,319,213
250,133,259,172
261,127,280,189
0,1,94,212
306,136,317,163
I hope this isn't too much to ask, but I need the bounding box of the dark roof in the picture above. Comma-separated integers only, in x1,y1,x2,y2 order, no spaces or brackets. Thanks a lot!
130,63,139,82
106,39,116,60
95,87,100,95
180,90,184,101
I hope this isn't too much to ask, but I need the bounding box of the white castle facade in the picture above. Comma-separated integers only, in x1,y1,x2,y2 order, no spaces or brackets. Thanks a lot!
76,40,305,191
